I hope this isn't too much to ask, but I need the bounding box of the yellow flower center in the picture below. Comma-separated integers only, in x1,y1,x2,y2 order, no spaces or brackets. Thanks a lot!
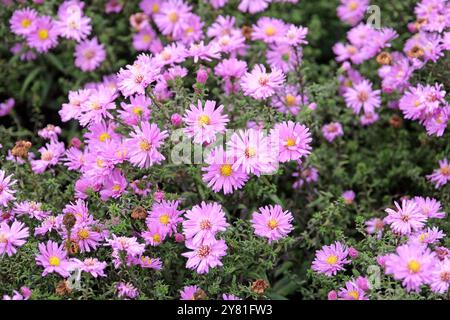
185,27,194,35
265,26,276,36
112,185,121,191
220,164,233,177
419,233,429,243
348,1,359,10
143,34,151,43
99,132,111,142
139,139,151,151
440,165,450,176
326,255,338,265
245,147,257,158
49,256,61,267
83,49,95,59
285,94,296,106
168,12,179,23
267,218,278,230
407,260,421,273
286,138,296,147
153,233,161,243
132,106,143,115
159,214,170,225
198,115,211,126
152,4,160,13
21,18,31,28
96,158,104,168
38,29,49,40
161,50,171,61
77,229,90,240
348,290,359,299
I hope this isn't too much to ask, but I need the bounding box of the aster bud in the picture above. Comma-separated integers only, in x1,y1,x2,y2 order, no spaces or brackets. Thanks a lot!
153,190,165,202
193,289,208,300
131,206,147,220
174,233,185,243
356,276,370,291
327,290,338,300
196,68,208,84
348,247,359,258
11,140,32,158
241,26,253,40
171,113,183,127
251,279,269,295
69,137,82,149
307,102,317,110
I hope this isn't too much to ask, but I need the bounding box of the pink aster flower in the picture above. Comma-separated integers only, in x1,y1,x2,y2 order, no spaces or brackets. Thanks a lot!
0,220,29,256
187,41,220,63
79,85,117,127
270,121,312,163
180,285,200,300
126,122,168,168
140,0,162,16
252,17,287,44
312,241,351,277
360,111,379,126
35,240,72,277
71,224,103,253
427,158,450,189
280,24,308,46
412,196,445,219
182,238,228,274
12,201,50,220
99,169,127,201
183,201,229,246
31,140,65,174
106,234,145,258
409,227,445,246
240,64,285,100
365,217,385,239
343,80,381,115
74,37,106,72
0,170,16,207
0,98,15,117
227,129,277,176
183,100,229,145
181,13,204,45
202,146,249,194
251,204,294,242
270,85,306,116
38,124,61,141
292,165,319,188
59,88,92,122
117,282,139,299
338,280,369,300
154,0,192,38
34,215,62,236
72,258,107,277
430,258,450,294
337,0,369,26
55,9,91,42
147,200,183,236
238,0,271,14
384,244,436,292
63,147,86,171
132,26,157,51
142,222,168,247
130,176,152,196
384,200,427,235
322,122,344,143
266,43,299,73
342,190,356,204
138,256,163,270
105,0,123,13
118,95,152,126
26,16,59,53
10,8,38,36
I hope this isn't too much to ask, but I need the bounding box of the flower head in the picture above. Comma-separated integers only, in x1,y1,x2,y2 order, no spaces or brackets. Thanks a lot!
251,205,294,242
312,241,351,276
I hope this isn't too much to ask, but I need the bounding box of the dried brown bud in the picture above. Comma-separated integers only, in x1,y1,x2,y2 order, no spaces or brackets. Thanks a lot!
193,289,208,300
376,52,392,65
251,279,269,295
241,26,253,40
389,114,403,128
131,206,147,220
62,213,76,231
11,140,32,158
56,280,72,296
65,239,79,255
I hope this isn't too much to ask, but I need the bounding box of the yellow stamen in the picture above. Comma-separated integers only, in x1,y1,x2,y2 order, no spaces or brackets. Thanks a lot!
38,29,49,40
139,139,151,151
286,138,296,147
99,132,111,142
21,18,31,28
285,94,296,106
264,26,276,36
168,12,179,23
49,256,61,267
220,164,233,177
407,260,421,273
198,115,211,126
159,214,170,225
267,218,278,230
77,229,90,240
326,255,338,265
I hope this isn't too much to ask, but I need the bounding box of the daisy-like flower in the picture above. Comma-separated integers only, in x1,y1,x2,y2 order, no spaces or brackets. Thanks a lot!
10,8,38,36
384,244,436,292
35,240,72,277
202,146,249,194
0,170,16,207
0,220,29,256
79,85,117,127
12,201,50,220
99,169,128,201
153,0,192,37
252,17,287,44
270,121,312,163
241,64,285,100
322,122,344,143
72,258,107,278
59,88,92,122
343,80,381,115
126,122,168,168
26,16,59,53
227,129,277,176
365,217,385,239
106,234,145,258
55,9,92,42
238,0,271,14
412,196,445,219
74,37,106,72
132,26,157,51
183,100,229,145
142,222,168,247
271,85,306,116
31,141,65,174
154,42,187,66
183,201,229,246
71,224,103,253
266,43,298,73
117,282,139,299
427,158,450,189
38,124,61,141
312,241,351,277
251,205,294,242
430,258,450,294
138,256,163,270
342,190,356,204
337,280,369,300
384,200,427,235
337,0,369,26
147,200,183,236
140,0,163,16
409,227,445,246
180,285,201,300
182,238,228,274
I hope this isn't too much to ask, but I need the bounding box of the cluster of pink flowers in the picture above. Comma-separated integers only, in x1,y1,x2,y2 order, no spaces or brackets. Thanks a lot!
328,276,371,300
